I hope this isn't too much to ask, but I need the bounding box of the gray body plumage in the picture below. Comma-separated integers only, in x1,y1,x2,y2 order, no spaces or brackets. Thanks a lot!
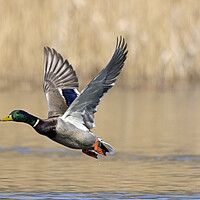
53,118,97,149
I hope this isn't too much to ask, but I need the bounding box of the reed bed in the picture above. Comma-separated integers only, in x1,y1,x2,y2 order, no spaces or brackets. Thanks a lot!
0,0,200,90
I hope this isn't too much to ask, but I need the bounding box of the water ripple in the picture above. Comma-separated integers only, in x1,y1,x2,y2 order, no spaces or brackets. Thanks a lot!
0,147,200,162
0,192,200,200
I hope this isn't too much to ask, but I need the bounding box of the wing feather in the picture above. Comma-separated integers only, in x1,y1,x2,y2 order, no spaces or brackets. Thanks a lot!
43,47,79,118
61,36,128,130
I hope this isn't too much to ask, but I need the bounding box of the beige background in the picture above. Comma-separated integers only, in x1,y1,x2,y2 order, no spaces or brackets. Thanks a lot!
0,0,200,90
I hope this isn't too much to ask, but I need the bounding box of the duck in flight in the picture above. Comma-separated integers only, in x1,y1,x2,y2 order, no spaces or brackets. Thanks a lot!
1,37,128,159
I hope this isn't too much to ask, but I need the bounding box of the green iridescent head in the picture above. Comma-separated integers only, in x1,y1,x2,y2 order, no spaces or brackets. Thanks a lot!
1,110,38,126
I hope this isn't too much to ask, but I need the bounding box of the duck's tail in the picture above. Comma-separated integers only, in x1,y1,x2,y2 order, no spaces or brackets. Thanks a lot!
99,139,115,155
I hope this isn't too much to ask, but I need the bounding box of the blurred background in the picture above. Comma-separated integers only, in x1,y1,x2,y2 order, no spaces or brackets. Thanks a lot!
1,0,200,90
1,0,200,198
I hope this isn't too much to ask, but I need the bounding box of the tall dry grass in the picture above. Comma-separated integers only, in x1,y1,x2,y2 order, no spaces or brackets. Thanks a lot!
0,0,200,90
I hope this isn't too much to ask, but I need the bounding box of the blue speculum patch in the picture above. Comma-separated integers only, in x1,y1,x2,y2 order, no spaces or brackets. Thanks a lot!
62,89,78,106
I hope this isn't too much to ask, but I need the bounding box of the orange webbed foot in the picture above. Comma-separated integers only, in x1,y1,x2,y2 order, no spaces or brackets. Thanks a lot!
94,137,106,156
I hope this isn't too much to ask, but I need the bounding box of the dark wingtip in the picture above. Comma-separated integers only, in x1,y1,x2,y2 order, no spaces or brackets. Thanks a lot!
47,46,52,54
116,37,119,46
118,36,122,48
116,36,128,53
44,46,53,58
44,46,47,55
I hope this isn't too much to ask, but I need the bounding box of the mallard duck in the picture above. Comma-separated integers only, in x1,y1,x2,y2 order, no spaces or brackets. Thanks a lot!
1,36,128,159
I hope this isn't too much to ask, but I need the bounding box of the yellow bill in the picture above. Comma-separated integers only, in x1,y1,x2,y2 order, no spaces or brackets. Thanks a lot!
1,115,13,121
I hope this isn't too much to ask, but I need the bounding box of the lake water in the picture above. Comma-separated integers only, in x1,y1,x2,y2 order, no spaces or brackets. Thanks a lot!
0,88,200,199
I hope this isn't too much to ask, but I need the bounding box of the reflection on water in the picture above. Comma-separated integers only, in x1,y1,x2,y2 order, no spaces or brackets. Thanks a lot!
0,192,200,200
0,88,200,199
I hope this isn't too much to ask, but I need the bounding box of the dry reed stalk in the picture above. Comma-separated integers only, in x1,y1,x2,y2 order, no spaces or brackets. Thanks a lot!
0,0,200,90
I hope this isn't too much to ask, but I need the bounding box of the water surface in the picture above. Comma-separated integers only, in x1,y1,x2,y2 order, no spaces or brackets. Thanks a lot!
0,88,200,199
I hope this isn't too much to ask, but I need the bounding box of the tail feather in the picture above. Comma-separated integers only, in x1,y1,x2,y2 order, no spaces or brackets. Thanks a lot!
100,140,115,155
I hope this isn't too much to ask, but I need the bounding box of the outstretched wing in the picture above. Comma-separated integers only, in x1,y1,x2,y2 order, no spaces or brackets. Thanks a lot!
43,47,79,118
61,36,128,131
